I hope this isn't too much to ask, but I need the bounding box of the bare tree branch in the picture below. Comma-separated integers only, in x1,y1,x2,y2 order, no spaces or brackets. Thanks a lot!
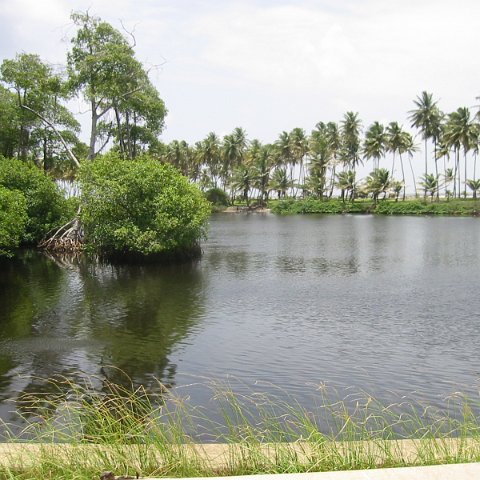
21,104,80,168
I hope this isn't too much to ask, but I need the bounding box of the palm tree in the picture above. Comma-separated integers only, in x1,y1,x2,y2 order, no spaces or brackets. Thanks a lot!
336,170,356,202
289,128,309,197
409,91,441,199
443,107,475,198
363,121,387,170
199,132,221,188
275,131,293,190
230,165,253,206
399,132,418,198
466,179,480,199
340,112,362,172
386,122,410,200
365,168,391,203
252,144,273,205
420,174,439,202
309,125,332,200
270,167,292,199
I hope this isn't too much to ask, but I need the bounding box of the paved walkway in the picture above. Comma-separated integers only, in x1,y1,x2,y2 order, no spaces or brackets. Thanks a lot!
158,463,480,480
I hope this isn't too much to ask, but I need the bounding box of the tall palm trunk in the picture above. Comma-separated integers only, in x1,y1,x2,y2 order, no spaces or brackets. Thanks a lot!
399,153,406,201
423,138,429,199
408,155,417,198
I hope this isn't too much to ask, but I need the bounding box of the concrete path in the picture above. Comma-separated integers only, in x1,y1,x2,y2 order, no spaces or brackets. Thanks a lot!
157,463,480,480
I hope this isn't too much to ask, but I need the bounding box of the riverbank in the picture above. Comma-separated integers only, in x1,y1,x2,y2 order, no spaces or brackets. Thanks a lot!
269,198,480,216
2,378,480,479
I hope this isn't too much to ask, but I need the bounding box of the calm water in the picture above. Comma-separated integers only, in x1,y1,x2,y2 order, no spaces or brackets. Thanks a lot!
1,214,480,425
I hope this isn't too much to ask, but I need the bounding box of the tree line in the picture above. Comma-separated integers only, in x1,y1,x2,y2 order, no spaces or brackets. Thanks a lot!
1,11,479,208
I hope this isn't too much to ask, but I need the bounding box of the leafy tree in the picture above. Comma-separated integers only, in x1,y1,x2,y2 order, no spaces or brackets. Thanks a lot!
205,187,229,206
0,186,27,256
79,154,210,257
68,12,165,160
230,165,253,206
0,157,69,243
0,53,80,168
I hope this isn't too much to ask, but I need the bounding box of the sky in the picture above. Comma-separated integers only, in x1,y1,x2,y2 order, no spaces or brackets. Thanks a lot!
1,0,479,167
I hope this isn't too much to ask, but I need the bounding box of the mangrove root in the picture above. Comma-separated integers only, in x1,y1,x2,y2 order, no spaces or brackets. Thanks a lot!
39,216,84,253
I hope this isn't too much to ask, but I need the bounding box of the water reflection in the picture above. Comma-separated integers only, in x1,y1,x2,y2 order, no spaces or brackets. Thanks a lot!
0,253,206,421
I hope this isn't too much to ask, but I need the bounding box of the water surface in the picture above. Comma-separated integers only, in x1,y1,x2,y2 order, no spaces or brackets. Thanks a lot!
1,214,479,424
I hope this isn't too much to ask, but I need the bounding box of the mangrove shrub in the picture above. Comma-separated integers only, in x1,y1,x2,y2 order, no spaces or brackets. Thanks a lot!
0,186,27,256
79,154,210,257
0,157,69,244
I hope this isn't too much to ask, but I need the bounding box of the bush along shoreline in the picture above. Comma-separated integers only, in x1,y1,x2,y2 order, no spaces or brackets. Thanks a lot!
269,198,480,216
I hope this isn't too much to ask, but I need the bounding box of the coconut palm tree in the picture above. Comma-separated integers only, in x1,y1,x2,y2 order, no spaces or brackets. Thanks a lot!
309,124,332,199
270,167,292,199
276,131,293,190
443,107,475,198
230,165,253,206
336,170,356,202
365,168,391,203
466,179,480,199
386,122,410,200
340,112,362,172
363,122,387,170
420,174,439,202
409,91,441,199
289,128,309,197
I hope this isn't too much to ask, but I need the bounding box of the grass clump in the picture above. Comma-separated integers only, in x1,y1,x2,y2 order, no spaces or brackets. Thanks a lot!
1,377,480,479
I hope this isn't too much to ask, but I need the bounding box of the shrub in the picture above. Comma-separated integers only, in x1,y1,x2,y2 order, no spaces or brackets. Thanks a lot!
0,157,69,243
79,154,210,258
205,187,230,206
0,185,27,256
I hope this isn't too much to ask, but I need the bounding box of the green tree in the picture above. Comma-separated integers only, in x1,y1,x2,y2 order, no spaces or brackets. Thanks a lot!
68,12,164,160
0,53,80,169
79,154,210,257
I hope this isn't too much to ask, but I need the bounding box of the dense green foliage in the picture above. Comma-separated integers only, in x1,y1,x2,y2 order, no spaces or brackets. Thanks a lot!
0,157,70,244
79,155,210,257
0,185,27,256
272,198,480,216
205,187,230,206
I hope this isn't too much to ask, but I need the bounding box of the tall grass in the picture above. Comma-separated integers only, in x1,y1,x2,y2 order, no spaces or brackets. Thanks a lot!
1,376,480,479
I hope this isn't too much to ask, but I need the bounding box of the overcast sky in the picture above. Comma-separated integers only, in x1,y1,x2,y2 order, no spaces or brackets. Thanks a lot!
1,0,479,150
